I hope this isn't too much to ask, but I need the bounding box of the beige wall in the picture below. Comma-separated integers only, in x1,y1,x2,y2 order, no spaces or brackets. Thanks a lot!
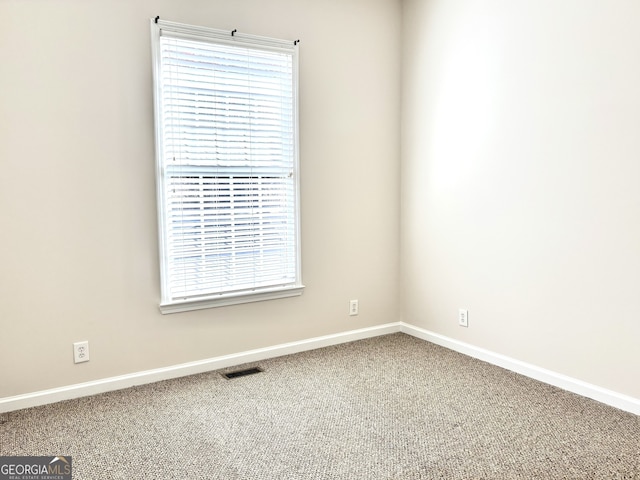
401,0,640,399
4,0,638,404
0,0,401,397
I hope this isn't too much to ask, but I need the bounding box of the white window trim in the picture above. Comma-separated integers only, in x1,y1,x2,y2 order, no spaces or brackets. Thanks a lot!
150,19,303,314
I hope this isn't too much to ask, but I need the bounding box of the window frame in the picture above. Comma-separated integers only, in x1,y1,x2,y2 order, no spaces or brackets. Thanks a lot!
150,19,303,314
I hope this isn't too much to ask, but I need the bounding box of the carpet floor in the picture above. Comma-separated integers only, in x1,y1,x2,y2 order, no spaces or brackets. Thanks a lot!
1,333,638,479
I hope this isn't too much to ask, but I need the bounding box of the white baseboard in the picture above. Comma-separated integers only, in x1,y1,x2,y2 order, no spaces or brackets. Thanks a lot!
0,322,400,414
2,321,638,416
400,322,640,416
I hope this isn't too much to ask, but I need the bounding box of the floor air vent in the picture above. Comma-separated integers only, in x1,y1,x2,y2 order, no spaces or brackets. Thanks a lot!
223,367,263,379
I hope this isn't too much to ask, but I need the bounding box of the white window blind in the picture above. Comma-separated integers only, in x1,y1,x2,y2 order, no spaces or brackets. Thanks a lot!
151,20,303,313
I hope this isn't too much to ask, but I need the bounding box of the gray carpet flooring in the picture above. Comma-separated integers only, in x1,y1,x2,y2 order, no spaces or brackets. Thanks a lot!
1,333,638,479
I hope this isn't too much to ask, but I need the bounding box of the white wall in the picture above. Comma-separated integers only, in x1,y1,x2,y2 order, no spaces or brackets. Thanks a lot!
401,0,640,399
0,0,401,397
5,0,638,406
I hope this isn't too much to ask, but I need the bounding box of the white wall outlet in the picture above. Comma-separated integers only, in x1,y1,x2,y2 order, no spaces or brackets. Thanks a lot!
349,299,359,316
459,309,469,327
73,341,90,364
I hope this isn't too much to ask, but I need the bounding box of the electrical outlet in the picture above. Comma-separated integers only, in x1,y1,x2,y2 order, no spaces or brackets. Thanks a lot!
459,309,468,327
349,300,359,316
73,341,90,364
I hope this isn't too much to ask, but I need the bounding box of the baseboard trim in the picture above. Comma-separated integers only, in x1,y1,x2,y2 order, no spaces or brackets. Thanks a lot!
0,322,401,414
2,321,638,416
400,322,640,416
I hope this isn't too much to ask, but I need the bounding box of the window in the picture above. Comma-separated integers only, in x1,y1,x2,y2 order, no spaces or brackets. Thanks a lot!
151,19,303,314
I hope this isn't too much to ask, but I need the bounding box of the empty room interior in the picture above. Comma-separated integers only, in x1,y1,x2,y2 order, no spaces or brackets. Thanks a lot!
1,0,639,476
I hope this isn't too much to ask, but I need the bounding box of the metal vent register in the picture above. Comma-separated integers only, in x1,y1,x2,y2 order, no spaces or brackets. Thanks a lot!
222,367,264,379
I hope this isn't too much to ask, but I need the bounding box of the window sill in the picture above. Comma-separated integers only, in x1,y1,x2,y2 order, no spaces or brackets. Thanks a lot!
159,285,305,314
